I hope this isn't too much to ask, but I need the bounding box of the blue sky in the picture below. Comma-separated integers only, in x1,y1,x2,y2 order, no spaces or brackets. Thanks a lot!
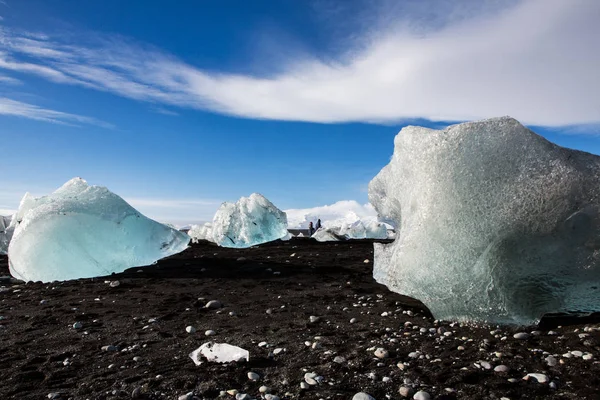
1,0,599,225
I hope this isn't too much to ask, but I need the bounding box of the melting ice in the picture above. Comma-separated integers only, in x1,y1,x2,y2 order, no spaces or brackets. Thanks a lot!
369,117,600,324
8,178,190,282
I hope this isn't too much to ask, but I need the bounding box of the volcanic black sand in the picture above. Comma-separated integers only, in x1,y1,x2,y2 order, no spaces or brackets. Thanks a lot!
0,239,599,400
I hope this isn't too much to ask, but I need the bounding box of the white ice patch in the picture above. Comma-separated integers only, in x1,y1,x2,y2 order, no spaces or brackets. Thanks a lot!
212,193,288,248
190,342,249,364
8,178,190,282
369,117,600,324
188,222,214,243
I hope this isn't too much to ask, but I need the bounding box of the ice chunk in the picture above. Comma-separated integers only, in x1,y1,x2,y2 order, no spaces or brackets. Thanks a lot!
190,342,249,364
369,117,600,324
188,222,215,244
0,215,13,254
312,228,345,242
339,220,388,240
212,193,288,248
8,178,190,282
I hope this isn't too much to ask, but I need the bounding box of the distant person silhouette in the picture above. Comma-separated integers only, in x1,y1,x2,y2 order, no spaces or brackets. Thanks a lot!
315,219,322,231
308,221,315,236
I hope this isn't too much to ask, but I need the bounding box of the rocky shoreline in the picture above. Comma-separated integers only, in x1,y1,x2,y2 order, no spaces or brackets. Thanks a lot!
1,239,599,399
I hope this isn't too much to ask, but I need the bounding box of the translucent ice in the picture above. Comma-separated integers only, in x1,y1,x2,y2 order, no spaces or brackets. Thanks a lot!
339,220,388,240
188,222,215,244
8,178,190,282
0,215,12,254
212,193,288,248
369,117,600,324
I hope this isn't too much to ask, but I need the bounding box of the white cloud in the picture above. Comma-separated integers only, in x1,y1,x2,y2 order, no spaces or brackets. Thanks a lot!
0,0,598,127
0,74,19,84
124,197,221,227
285,200,377,229
0,97,113,127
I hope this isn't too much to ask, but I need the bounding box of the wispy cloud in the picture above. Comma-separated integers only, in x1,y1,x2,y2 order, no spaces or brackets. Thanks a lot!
0,74,19,84
0,97,113,128
0,0,598,127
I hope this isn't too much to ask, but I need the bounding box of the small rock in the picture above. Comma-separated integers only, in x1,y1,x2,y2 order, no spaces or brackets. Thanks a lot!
185,326,196,334
399,386,413,397
494,365,509,373
352,393,375,400
333,356,346,363
205,330,216,336
259,386,270,393
309,316,320,323
300,382,309,389
545,356,558,366
248,372,260,381
205,300,222,309
101,345,117,352
374,348,389,359
72,322,83,329
413,391,431,400
513,332,529,340
524,373,549,383
109,280,120,287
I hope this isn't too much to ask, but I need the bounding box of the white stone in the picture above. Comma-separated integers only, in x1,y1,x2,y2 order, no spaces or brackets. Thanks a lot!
352,393,375,400
494,365,509,373
189,342,249,364
205,330,216,336
513,332,529,340
524,373,549,383
185,326,196,334
247,372,260,381
413,391,431,400
374,348,389,359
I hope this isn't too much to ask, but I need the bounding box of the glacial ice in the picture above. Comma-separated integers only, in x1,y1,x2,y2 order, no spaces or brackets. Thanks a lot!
8,178,190,282
339,220,388,240
0,215,12,255
369,117,600,324
312,228,344,242
188,222,215,244
212,193,288,248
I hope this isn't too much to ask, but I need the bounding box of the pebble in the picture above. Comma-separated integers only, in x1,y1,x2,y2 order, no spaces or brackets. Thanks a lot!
570,350,583,357
236,394,250,400
309,316,320,323
185,326,196,334
513,332,529,340
248,372,260,381
545,356,557,366
205,300,222,309
352,393,375,400
101,345,117,352
273,348,284,355
494,365,509,373
109,280,120,287
133,356,142,362
300,382,309,389
413,391,431,400
333,356,346,363
258,386,270,393
524,373,549,383
583,354,593,360
374,348,389,359
205,330,216,336
479,361,492,370
72,322,83,329
399,386,413,397
457,346,465,351
350,318,357,323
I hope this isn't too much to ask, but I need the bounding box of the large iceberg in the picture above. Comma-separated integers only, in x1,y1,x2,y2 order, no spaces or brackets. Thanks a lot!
212,193,288,248
0,215,13,254
369,117,600,325
8,178,190,282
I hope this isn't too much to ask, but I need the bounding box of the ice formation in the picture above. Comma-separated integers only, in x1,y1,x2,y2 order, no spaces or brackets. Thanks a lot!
190,342,249,364
8,178,190,282
369,117,600,324
212,193,288,248
0,215,13,254
339,220,388,240
312,228,344,242
188,222,215,244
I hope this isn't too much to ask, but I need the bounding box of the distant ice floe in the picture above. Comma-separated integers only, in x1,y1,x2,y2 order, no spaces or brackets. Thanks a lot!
212,193,288,248
188,222,215,244
369,116,600,324
8,177,190,282
285,200,378,230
